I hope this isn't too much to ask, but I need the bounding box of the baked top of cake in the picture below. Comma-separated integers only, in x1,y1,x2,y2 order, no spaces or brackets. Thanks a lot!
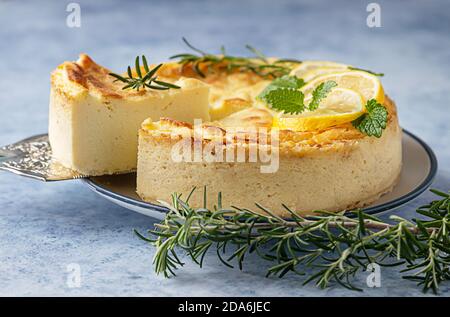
140,95,397,157
52,53,270,113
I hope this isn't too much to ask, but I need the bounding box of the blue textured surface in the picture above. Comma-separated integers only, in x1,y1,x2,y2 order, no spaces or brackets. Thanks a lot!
0,0,449,296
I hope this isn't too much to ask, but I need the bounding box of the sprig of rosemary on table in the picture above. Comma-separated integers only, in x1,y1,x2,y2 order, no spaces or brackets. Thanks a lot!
109,56,180,91
135,188,450,293
169,37,301,79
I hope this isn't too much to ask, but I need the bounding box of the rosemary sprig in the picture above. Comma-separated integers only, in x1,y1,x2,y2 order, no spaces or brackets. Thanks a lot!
109,55,180,91
348,66,384,77
170,37,301,79
136,188,450,293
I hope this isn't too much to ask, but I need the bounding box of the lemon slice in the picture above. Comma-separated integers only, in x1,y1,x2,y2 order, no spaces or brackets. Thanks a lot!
290,61,348,79
301,67,348,81
301,71,384,103
273,88,365,131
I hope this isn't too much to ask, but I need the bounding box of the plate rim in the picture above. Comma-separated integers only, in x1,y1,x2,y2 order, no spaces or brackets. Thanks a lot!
82,129,438,216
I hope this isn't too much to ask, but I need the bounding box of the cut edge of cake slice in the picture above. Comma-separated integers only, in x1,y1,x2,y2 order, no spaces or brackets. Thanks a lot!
48,54,211,176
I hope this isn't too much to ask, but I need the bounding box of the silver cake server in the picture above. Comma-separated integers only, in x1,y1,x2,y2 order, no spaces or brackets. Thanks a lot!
0,134,86,181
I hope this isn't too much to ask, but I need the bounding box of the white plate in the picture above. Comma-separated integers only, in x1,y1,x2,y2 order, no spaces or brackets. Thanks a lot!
83,130,437,220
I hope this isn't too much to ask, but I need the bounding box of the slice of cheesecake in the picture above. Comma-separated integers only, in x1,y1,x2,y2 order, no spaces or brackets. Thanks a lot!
49,54,210,176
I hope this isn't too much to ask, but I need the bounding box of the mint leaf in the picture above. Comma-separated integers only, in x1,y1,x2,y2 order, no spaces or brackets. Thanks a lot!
258,75,305,99
269,75,305,90
263,88,305,114
307,81,337,111
352,99,388,138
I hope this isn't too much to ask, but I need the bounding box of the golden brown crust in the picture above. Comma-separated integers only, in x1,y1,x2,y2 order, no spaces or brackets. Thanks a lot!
159,117,194,129
216,107,273,129
52,54,269,104
52,54,185,100
222,98,252,110
62,54,123,98
140,95,399,158
65,61,87,87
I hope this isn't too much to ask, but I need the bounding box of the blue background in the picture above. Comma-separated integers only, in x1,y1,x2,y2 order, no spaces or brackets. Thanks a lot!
0,0,449,296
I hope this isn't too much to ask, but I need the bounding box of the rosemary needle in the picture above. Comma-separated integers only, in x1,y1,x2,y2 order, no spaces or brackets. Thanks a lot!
170,38,301,79
109,55,180,91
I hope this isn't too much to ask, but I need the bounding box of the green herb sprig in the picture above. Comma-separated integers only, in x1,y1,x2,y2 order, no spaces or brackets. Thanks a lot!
352,99,388,138
109,56,181,91
348,66,384,77
170,38,301,79
257,75,337,115
136,188,450,293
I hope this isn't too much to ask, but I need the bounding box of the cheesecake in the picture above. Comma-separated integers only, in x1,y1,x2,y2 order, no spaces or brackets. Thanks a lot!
136,96,402,216
49,53,402,215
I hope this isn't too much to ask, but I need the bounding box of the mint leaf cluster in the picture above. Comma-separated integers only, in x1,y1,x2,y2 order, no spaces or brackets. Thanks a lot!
258,75,336,115
352,99,388,138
